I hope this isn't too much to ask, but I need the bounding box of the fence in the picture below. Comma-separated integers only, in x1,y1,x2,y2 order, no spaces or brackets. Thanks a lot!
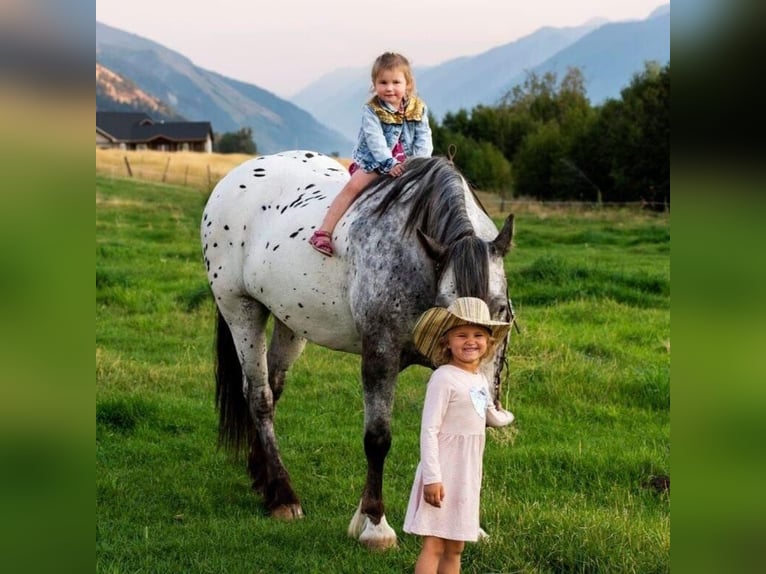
95,150,240,192
95,150,668,215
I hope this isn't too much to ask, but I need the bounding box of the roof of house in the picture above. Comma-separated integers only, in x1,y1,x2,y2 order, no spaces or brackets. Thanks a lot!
96,111,213,143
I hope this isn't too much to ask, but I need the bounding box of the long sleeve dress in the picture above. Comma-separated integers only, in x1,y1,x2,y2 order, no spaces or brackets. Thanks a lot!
403,364,491,542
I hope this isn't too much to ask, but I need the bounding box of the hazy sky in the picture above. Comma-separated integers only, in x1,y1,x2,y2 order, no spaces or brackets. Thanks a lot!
96,0,667,98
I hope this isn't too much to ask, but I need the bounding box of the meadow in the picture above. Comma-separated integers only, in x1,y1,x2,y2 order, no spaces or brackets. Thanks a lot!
96,166,670,573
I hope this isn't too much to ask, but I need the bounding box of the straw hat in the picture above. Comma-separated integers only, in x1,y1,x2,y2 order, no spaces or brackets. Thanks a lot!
412,297,511,366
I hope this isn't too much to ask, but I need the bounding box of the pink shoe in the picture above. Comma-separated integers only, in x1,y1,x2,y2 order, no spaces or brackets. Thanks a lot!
309,230,334,256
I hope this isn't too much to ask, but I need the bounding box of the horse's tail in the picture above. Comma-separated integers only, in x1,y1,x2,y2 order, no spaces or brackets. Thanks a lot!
215,310,253,457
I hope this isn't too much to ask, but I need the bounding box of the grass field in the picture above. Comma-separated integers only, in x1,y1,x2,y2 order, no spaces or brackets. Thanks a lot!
96,173,670,573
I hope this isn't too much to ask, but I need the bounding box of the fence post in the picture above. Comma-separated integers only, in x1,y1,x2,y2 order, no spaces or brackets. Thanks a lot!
184,165,189,186
162,156,171,183
123,156,133,177
207,165,212,190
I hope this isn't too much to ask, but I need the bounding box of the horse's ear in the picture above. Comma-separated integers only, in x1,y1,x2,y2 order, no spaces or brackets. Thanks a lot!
417,229,446,262
492,214,515,256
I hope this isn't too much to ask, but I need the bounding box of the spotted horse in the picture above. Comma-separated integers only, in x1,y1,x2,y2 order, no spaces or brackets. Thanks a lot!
201,150,515,549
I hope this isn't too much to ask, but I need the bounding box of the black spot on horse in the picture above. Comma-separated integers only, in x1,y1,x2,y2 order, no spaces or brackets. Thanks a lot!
224,225,230,230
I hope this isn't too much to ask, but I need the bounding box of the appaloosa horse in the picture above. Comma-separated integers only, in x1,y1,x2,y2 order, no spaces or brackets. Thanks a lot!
201,150,514,549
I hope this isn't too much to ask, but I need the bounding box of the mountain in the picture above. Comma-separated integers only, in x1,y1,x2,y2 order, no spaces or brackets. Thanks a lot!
291,21,600,142
291,4,669,142
96,62,184,121
96,22,353,155
415,22,605,118
506,9,670,104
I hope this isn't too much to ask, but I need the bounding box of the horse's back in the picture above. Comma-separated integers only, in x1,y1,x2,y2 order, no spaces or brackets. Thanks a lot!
205,150,347,214
202,151,362,351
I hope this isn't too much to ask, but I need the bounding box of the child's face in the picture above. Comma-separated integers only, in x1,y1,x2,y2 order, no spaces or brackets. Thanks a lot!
444,324,490,372
374,68,408,109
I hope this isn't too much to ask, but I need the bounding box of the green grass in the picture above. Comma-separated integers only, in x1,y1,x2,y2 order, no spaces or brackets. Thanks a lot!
96,176,670,573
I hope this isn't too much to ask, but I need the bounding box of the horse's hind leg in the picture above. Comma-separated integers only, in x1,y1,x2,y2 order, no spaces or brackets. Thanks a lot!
223,298,303,519
248,318,306,509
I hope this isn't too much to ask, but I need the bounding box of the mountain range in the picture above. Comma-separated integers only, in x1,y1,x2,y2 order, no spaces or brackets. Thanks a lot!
96,3,669,154
96,22,353,155
293,4,669,141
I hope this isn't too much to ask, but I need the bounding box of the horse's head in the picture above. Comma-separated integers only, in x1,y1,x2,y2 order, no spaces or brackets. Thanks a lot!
417,214,515,403
364,156,516,400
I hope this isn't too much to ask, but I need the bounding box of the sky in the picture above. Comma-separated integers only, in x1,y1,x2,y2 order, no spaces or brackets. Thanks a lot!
96,0,668,99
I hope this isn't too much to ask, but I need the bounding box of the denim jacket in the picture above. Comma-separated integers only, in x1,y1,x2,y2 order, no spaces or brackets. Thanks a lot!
351,95,433,174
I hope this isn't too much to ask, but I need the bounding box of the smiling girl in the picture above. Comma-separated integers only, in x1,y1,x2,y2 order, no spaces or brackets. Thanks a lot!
405,297,515,574
309,52,433,256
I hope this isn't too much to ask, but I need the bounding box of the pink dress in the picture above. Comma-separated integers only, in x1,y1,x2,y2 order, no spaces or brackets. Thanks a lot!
403,364,491,542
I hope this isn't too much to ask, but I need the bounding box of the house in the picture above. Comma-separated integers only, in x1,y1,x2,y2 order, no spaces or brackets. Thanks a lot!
96,111,214,152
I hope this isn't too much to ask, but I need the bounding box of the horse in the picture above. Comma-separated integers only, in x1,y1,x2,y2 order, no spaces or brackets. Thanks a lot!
200,150,515,549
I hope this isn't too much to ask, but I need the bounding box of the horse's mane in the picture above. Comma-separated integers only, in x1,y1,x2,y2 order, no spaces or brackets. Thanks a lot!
363,156,490,301
365,156,481,245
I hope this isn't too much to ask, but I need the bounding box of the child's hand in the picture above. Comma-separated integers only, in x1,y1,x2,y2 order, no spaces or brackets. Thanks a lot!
423,482,445,507
389,163,405,177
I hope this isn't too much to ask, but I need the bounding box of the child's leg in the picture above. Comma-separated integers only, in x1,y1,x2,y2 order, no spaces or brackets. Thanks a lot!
414,536,446,574
437,539,465,574
318,169,378,234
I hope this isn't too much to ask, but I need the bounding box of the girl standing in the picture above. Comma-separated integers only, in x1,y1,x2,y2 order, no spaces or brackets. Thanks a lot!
309,52,433,257
405,297,515,574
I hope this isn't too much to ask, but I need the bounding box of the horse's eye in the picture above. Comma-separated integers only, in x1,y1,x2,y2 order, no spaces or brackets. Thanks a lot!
489,296,508,319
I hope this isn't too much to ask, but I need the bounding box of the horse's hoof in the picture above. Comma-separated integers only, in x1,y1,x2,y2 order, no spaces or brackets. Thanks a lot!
270,504,304,520
358,514,397,551
347,500,366,538
359,535,397,551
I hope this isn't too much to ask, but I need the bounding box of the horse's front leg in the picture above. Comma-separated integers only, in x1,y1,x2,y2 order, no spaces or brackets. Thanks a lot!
348,342,399,550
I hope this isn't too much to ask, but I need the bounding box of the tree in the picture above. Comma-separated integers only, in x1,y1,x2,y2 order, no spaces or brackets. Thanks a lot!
512,122,565,200
215,127,257,155
582,62,670,205
463,141,513,194
611,62,670,206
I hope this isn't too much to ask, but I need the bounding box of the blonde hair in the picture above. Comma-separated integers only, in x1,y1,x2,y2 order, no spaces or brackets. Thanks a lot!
433,324,499,367
370,52,416,97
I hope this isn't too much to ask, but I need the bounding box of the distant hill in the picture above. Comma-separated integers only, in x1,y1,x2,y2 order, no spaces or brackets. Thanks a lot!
507,8,670,104
291,21,600,142
291,4,669,142
96,22,353,155
96,62,184,121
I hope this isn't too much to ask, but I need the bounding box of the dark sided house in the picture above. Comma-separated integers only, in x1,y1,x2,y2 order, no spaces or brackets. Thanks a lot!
96,111,214,152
